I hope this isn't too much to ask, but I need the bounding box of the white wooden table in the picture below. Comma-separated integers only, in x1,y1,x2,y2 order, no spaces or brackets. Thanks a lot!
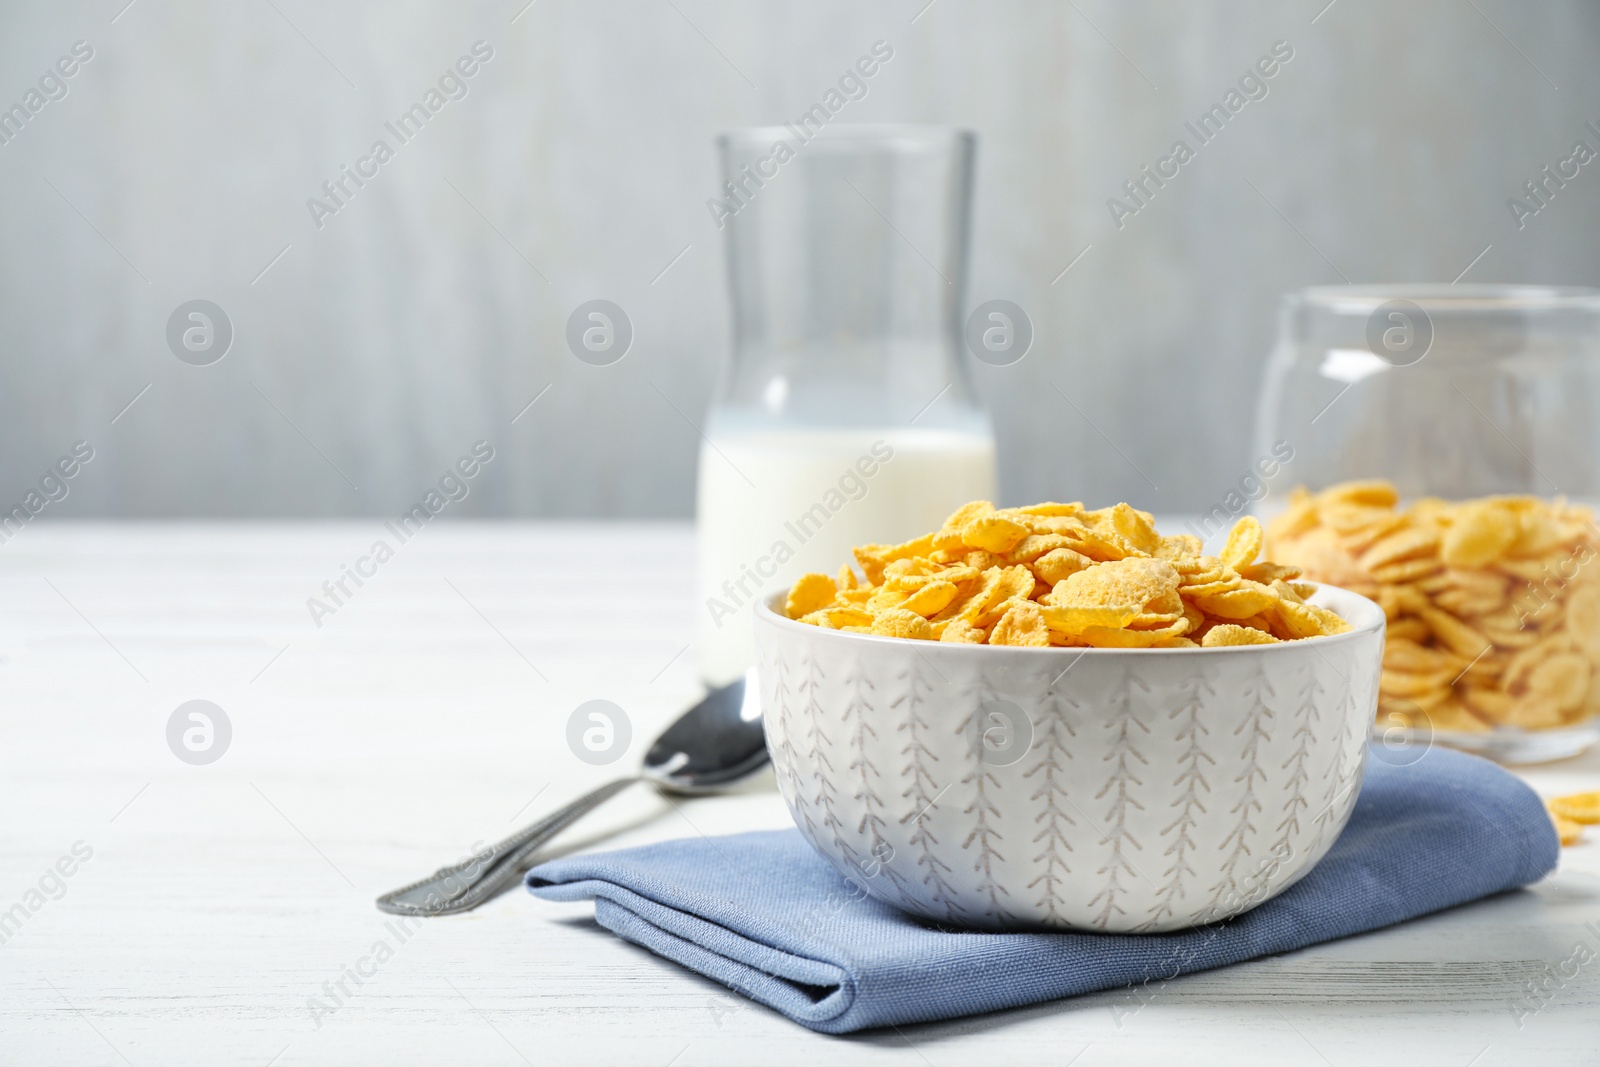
3,523,1597,1066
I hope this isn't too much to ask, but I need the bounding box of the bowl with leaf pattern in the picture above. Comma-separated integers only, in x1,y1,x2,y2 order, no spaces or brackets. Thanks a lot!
755,583,1384,932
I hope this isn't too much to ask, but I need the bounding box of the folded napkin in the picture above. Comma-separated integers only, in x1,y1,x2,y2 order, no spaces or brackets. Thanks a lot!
527,747,1558,1034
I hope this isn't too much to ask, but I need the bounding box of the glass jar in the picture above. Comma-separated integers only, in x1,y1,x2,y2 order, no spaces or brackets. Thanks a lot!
1255,285,1600,763
696,125,998,686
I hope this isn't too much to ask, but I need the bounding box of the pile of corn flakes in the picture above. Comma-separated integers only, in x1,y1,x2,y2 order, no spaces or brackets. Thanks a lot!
1549,790,1599,846
1267,480,1600,734
784,500,1350,648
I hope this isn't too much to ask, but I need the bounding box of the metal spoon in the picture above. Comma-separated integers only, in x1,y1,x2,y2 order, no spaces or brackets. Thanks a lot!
375,669,766,916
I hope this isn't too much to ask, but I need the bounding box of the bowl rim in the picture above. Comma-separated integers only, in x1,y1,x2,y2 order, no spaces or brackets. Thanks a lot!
755,580,1385,657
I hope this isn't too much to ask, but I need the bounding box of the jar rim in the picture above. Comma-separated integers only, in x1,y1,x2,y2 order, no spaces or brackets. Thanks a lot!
717,123,976,154
1289,284,1600,313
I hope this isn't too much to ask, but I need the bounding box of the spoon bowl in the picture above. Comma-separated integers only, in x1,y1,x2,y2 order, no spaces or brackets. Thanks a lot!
643,670,767,793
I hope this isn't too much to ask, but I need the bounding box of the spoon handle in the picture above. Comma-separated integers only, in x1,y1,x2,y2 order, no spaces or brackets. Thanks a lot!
375,776,639,916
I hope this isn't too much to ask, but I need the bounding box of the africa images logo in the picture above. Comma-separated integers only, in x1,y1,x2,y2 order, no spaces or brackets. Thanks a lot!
305,41,494,230
305,441,495,627
0,40,94,148
704,40,895,229
1106,40,1294,229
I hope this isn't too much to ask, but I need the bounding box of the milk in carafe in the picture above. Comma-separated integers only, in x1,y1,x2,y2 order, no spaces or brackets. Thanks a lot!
696,423,996,685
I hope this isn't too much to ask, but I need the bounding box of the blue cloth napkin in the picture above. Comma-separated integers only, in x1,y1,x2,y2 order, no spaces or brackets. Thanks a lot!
527,747,1558,1034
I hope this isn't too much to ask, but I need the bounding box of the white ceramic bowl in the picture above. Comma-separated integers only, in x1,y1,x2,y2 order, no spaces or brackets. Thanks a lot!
755,583,1384,933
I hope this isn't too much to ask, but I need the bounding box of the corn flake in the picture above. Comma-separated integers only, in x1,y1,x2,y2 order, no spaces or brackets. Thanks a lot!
786,572,838,620
1549,791,1600,824
1202,624,1280,647
961,513,1030,553
990,600,1051,647
870,608,932,641
1219,515,1264,571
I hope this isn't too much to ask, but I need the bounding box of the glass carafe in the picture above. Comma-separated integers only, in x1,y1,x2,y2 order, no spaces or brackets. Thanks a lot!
697,125,998,685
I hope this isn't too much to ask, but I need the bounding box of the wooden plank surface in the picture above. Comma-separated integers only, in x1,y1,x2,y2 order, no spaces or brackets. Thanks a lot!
1,522,1597,1066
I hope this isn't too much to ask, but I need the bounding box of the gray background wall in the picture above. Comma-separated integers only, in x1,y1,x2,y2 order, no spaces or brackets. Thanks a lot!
0,0,1596,518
